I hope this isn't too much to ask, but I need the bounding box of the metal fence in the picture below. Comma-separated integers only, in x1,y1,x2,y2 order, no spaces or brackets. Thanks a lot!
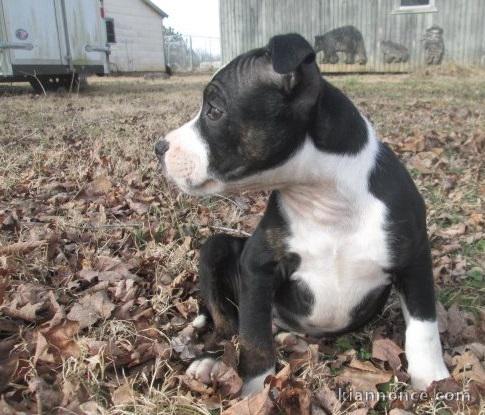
165,35,221,73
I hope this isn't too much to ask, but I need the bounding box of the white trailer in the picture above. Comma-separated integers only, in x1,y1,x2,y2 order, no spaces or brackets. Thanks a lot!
0,0,110,92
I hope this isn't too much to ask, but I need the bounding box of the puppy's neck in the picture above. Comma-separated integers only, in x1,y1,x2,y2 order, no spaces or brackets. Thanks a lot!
277,119,379,226
279,181,356,228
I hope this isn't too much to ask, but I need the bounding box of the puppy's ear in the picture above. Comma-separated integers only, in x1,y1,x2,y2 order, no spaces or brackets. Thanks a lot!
268,33,316,75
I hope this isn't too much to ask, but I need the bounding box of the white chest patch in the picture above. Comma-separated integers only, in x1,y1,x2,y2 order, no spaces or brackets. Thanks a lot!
276,120,392,334
281,189,391,333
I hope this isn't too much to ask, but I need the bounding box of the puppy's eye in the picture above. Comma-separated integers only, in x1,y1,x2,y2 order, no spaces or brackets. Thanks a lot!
207,104,223,121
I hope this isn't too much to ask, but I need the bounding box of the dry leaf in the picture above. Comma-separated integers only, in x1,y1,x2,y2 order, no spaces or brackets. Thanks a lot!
67,291,115,329
452,351,485,384
84,175,112,197
127,198,148,215
275,332,309,354
436,302,448,333
174,297,199,319
0,240,47,256
0,397,17,415
44,320,81,358
112,382,135,406
436,223,466,238
336,366,392,407
278,386,311,415
33,332,55,365
348,409,369,415
210,361,243,397
2,283,51,322
0,278,7,306
0,356,18,393
314,384,342,414
181,375,215,395
28,376,63,412
407,152,436,174
80,400,106,415
446,303,467,345
349,358,381,373
171,332,200,361
222,383,273,415
426,377,475,411
3,300,44,321
372,338,407,380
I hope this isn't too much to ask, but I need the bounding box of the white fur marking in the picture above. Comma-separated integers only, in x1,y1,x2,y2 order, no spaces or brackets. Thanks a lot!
265,118,392,334
401,300,449,390
241,367,275,397
163,110,224,195
192,314,208,329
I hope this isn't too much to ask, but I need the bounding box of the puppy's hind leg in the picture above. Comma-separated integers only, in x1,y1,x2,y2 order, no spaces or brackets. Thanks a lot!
197,234,247,338
186,234,247,383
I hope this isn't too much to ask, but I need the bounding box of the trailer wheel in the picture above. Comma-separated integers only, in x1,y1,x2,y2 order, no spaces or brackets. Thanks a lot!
29,75,64,93
29,74,88,94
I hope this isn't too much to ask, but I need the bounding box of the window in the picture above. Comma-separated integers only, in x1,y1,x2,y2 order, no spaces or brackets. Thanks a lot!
105,18,116,43
392,0,437,14
401,0,430,6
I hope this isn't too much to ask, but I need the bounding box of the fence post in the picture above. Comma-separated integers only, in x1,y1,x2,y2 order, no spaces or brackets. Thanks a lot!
188,36,193,72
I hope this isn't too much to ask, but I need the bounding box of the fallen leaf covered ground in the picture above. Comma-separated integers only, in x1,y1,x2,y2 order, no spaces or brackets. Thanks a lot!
0,70,484,414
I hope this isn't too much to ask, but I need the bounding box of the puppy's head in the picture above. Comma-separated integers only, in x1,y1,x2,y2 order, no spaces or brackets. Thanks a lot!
155,33,321,195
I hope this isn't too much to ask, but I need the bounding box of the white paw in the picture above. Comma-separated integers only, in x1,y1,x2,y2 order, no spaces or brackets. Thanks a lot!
405,319,450,390
241,368,275,397
191,314,208,329
408,362,450,390
185,357,221,384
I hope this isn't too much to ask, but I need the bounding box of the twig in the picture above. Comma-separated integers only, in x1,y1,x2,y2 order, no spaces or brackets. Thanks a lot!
27,70,46,96
68,71,76,94
212,193,246,211
209,226,250,237
0,240,47,255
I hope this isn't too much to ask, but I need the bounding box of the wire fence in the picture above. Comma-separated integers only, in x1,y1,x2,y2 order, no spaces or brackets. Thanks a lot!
164,35,221,73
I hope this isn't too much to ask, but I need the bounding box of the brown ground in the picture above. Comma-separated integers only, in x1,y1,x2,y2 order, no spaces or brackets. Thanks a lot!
0,71,484,414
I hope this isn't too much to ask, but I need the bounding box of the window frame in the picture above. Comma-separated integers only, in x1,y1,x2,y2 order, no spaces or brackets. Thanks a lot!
392,0,437,14
105,17,116,44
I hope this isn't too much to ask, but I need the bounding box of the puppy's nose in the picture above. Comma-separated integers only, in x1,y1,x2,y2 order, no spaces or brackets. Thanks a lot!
155,138,169,159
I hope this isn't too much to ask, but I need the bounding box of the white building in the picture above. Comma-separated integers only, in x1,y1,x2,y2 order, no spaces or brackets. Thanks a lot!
102,0,167,72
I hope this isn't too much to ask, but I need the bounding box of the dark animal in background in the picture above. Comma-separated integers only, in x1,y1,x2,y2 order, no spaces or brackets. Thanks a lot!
381,40,410,64
424,25,444,65
314,25,367,65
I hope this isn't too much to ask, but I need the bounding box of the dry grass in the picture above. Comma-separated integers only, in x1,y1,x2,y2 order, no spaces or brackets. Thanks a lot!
0,72,483,414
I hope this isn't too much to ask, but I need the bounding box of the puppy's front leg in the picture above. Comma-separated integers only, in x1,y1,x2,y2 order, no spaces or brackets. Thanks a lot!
396,246,449,390
238,260,277,396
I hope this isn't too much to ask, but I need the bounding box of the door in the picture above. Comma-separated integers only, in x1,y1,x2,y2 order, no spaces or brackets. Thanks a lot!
62,0,108,69
1,0,64,68
0,1,12,76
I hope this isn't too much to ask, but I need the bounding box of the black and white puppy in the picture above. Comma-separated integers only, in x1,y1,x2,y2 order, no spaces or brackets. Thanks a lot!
155,34,449,395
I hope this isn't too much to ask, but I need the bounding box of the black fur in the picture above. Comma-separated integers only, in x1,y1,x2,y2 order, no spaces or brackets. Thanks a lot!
269,33,316,74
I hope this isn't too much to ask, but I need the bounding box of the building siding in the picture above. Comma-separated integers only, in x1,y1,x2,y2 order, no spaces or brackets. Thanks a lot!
220,0,485,72
103,0,165,72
